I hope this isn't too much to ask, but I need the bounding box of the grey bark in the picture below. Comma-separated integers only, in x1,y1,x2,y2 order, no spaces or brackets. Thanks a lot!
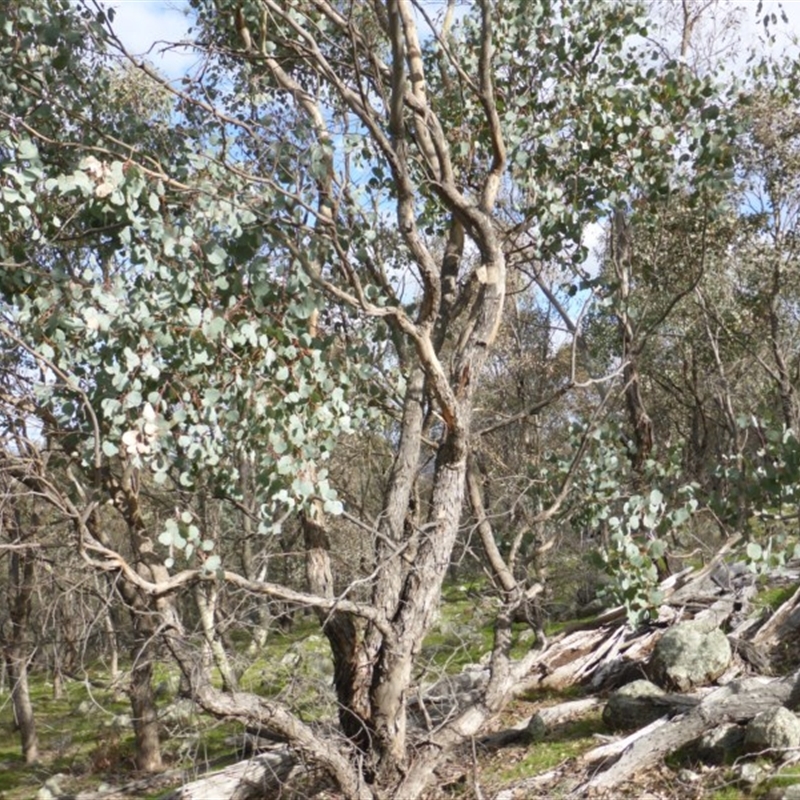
2,503,38,764
576,671,800,794
94,467,170,773
165,750,300,800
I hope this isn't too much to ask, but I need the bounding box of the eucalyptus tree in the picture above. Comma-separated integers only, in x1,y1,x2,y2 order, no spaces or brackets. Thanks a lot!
1,0,354,770
0,0,739,795
730,69,800,433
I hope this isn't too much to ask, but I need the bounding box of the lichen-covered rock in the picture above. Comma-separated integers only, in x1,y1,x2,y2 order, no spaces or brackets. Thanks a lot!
745,707,800,754
74,700,93,716
161,698,198,727
650,621,731,691
602,679,666,731
35,774,68,800
738,761,768,787
697,722,746,764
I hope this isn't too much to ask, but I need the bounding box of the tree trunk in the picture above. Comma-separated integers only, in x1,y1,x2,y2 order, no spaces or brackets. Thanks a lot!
2,504,39,764
130,641,162,772
612,209,654,474
195,584,238,693
302,514,372,751
622,358,655,473
103,609,120,690
92,468,170,773
6,644,38,764
769,258,798,430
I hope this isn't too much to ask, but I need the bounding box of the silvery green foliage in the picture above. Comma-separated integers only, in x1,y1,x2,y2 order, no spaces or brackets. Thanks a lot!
0,0,742,580
558,423,698,625
447,0,739,266
717,420,800,576
0,3,354,563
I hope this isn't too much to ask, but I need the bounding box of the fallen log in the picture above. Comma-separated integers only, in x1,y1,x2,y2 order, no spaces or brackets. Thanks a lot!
574,670,800,795
164,749,299,800
74,768,187,799
753,583,800,651
149,540,796,800
526,697,603,740
579,716,671,768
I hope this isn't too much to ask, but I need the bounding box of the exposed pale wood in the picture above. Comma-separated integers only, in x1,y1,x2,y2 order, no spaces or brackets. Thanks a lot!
541,631,621,689
165,750,299,800
579,716,671,767
538,697,603,726
526,697,603,740
73,767,190,799
73,753,303,800
753,583,800,649
575,672,799,794
78,550,800,800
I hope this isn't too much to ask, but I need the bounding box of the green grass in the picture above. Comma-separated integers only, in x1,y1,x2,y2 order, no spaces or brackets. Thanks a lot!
0,678,133,799
708,786,750,800
0,668,248,800
419,590,552,673
485,712,605,784
753,582,798,611
0,588,603,799
754,764,800,797
0,596,501,797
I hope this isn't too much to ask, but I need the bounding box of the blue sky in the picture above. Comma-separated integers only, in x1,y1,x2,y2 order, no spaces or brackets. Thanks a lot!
99,0,800,346
107,0,800,58
103,0,800,97
105,1,194,78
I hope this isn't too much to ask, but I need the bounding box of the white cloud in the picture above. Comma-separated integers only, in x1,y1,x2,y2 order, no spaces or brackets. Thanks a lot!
103,1,196,79
734,1,800,65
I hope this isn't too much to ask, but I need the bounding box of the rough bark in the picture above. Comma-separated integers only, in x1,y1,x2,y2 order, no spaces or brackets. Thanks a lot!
129,657,162,773
762,248,798,430
163,624,373,800
611,208,654,474
256,0,508,787
153,547,798,800
96,467,172,773
2,503,38,764
6,645,37,764
302,513,372,751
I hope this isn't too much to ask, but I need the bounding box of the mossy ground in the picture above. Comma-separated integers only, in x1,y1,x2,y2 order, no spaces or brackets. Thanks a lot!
2,582,789,799
0,593,500,798
0,671,244,799
753,582,798,611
